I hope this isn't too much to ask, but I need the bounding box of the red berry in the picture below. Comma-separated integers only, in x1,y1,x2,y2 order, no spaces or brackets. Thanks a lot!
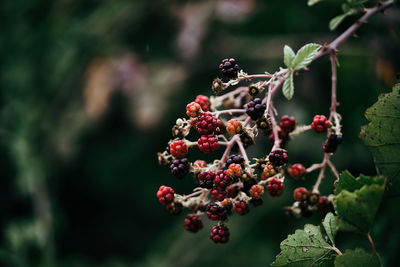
198,134,220,153
293,187,309,202
289,164,307,179
279,115,297,133
195,112,223,135
184,214,203,233
197,171,215,189
268,149,289,167
311,115,331,133
186,102,201,117
195,95,210,112
233,201,250,215
169,140,188,158
249,184,264,199
157,186,175,205
210,224,230,244
219,58,239,79
214,170,231,189
266,178,284,197
207,203,227,221
211,187,227,201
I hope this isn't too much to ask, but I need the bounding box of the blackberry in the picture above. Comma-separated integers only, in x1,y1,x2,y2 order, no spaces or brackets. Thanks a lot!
184,214,203,233
311,115,331,133
157,186,175,205
266,178,284,197
170,158,190,179
226,184,240,198
279,116,297,133
198,134,220,154
195,95,210,112
233,201,250,215
195,112,223,135
211,187,227,201
197,171,215,189
169,140,188,158
249,185,264,199
206,203,227,221
268,149,289,167
246,98,266,121
210,224,230,244
214,170,231,189
219,58,239,79
323,134,342,153
225,154,245,169
293,187,309,202
288,164,307,179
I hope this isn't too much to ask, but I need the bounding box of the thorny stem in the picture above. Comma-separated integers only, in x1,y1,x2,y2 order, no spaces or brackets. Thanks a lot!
313,153,330,193
329,52,338,121
218,135,238,168
367,233,377,254
332,246,343,255
314,0,394,60
213,109,246,117
235,137,249,162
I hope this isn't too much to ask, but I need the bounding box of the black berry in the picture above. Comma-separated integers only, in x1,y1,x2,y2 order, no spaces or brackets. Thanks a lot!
219,58,239,79
246,98,266,121
170,158,189,178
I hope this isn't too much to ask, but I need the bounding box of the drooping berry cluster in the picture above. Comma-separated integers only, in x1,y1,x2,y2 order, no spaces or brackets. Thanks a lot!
157,59,342,244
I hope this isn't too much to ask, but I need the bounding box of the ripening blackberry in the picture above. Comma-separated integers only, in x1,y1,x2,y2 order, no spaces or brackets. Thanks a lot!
184,214,203,233
246,98,266,121
210,224,230,244
219,58,239,79
170,158,190,178
197,171,215,189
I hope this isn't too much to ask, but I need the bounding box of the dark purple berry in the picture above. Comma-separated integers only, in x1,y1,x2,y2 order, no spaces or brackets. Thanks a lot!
170,158,189,178
206,203,227,221
219,58,239,79
246,98,266,121
268,149,289,167
197,171,215,189
210,224,230,244
184,214,203,233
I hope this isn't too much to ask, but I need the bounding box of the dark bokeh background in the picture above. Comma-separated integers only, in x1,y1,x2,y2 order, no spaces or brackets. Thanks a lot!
0,0,399,266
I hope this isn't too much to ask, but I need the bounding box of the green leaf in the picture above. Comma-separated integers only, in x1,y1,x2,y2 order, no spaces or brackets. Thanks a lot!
271,224,335,266
308,0,324,6
284,45,296,68
329,12,351,31
291,43,321,70
283,72,294,100
321,213,338,246
359,83,400,196
341,3,351,12
335,248,382,267
334,171,385,195
334,176,386,234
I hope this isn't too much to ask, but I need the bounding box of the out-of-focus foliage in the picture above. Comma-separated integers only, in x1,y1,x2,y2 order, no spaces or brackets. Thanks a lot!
0,0,399,266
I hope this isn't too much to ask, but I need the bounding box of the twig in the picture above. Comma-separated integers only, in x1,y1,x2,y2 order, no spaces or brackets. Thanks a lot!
367,233,377,254
312,153,330,193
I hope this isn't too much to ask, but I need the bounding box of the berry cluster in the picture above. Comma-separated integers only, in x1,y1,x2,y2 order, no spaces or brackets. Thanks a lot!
156,58,342,244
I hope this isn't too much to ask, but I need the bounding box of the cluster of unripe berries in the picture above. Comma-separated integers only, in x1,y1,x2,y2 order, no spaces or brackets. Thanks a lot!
290,187,334,217
157,58,342,244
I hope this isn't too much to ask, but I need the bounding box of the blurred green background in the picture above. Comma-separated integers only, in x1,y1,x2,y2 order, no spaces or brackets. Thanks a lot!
0,0,399,266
